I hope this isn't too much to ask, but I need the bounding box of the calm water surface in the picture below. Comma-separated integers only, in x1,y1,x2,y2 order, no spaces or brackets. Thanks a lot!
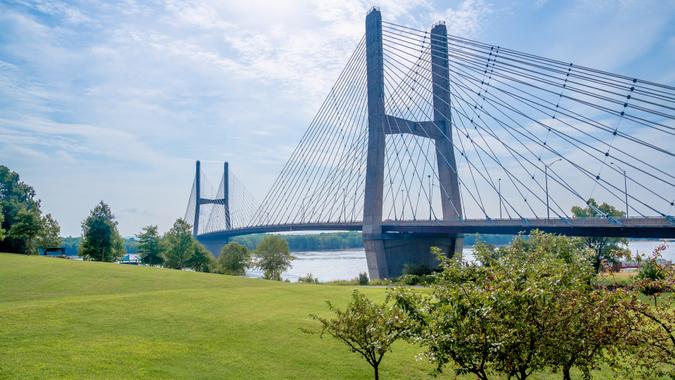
246,240,674,282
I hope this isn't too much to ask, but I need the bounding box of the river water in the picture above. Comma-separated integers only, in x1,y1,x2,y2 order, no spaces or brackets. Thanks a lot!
246,240,674,282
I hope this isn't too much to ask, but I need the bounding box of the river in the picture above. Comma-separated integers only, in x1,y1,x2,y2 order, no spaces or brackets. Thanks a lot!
246,240,674,282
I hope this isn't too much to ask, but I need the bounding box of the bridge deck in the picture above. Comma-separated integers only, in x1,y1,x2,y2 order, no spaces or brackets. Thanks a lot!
197,217,675,241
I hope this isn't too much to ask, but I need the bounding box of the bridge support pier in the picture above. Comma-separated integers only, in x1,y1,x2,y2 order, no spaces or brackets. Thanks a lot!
363,8,463,279
365,234,462,279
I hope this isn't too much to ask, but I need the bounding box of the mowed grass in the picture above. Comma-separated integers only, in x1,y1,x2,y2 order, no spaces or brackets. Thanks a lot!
0,253,628,379
0,253,441,379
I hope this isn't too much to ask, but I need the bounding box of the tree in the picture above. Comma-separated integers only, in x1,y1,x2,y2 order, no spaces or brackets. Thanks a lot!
571,198,629,272
162,218,194,269
634,243,672,307
309,290,409,380
136,225,162,266
188,243,215,272
79,201,124,262
8,206,42,254
0,165,43,253
0,209,4,241
217,242,250,275
37,213,62,250
394,232,635,380
255,235,293,281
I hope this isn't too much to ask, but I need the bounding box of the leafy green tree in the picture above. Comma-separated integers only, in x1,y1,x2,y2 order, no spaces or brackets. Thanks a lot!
8,206,42,254
188,243,215,272
79,201,124,261
0,165,43,253
162,218,194,269
0,209,4,241
37,213,62,250
255,235,293,281
217,242,250,275
635,243,672,306
309,290,409,380
136,225,162,266
394,232,635,380
571,198,629,272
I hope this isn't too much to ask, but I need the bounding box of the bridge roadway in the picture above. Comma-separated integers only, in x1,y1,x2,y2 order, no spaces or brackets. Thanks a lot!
197,217,675,244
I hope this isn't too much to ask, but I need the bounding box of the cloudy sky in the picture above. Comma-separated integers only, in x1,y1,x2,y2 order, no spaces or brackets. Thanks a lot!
1,0,673,236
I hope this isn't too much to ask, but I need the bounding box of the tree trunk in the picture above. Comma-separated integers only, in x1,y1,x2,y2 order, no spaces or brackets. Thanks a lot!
562,366,571,380
519,367,528,380
373,363,379,380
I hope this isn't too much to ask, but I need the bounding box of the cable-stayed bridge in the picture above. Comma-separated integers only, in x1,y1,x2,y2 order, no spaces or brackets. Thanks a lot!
185,8,675,278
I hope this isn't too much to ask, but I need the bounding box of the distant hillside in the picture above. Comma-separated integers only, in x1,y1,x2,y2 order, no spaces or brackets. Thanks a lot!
59,232,517,254
233,232,516,251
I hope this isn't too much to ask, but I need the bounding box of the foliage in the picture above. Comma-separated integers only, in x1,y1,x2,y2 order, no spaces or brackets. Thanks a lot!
62,236,139,256
254,235,293,281
37,213,62,250
136,225,162,266
309,290,409,380
0,165,42,253
393,232,640,380
0,209,4,241
607,296,675,379
79,201,124,262
188,243,215,272
217,242,250,275
162,218,194,269
8,206,43,255
232,232,514,252
234,232,363,251
298,273,319,284
571,198,630,272
634,243,673,307
358,272,369,286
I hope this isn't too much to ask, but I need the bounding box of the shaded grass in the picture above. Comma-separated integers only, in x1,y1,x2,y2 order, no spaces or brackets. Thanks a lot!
0,253,654,379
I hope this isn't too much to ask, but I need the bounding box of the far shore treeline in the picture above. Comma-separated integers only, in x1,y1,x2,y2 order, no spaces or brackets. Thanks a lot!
60,232,517,255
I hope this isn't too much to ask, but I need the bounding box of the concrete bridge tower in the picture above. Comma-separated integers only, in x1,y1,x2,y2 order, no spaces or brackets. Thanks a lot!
362,8,463,279
192,161,232,255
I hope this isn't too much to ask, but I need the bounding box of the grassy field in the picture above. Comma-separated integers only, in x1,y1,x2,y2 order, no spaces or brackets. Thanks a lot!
0,253,635,379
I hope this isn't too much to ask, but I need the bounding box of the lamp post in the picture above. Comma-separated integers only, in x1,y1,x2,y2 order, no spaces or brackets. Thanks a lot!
342,187,346,222
498,178,502,219
428,174,432,221
545,158,562,220
610,162,628,217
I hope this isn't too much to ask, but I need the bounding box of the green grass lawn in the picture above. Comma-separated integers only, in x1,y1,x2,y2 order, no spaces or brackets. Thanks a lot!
0,253,636,379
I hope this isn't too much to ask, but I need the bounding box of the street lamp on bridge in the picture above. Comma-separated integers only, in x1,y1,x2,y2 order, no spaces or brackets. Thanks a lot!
610,161,629,217
498,177,502,219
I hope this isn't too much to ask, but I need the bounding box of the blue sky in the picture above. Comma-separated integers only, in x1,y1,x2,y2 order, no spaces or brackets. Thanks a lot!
1,0,673,236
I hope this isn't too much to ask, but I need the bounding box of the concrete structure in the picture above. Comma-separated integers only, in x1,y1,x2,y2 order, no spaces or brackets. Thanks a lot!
192,160,231,246
362,8,463,279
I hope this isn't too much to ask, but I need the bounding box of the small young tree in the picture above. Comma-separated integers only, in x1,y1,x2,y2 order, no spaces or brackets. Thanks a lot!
634,243,671,306
571,199,629,272
136,225,162,266
310,290,409,380
162,218,194,269
8,206,42,254
79,201,124,261
217,242,250,275
188,243,215,272
255,235,293,281
37,213,62,250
